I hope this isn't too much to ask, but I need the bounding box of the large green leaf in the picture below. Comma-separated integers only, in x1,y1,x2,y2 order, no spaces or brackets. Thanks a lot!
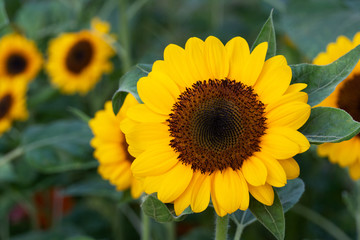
22,120,97,173
281,0,360,59
299,107,360,144
251,9,276,60
141,194,193,223
112,64,151,114
249,192,285,240
291,45,360,107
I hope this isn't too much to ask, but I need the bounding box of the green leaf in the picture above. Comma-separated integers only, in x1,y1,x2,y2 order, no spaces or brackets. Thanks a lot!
275,178,305,212
251,9,276,60
22,120,97,173
141,194,193,223
299,107,360,144
0,0,9,29
231,179,303,227
290,45,360,107
280,0,360,59
112,64,151,114
61,175,123,201
249,192,285,240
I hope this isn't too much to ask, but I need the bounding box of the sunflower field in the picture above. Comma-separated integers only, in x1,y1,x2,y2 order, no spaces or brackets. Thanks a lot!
1,0,360,239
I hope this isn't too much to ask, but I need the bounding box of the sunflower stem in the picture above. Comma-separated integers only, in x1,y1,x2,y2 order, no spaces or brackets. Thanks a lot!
234,224,244,240
215,214,229,240
141,209,151,240
355,180,360,240
165,221,176,240
119,0,132,73
292,204,351,240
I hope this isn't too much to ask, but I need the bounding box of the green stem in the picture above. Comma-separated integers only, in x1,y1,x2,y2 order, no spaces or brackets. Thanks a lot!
141,209,150,240
292,204,351,240
165,222,176,240
119,0,131,72
215,214,229,240
234,224,244,240
355,181,360,240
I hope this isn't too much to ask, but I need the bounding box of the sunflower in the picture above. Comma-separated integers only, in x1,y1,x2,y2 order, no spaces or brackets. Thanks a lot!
121,36,311,216
89,94,143,198
0,34,42,83
315,33,360,180
46,19,114,95
0,80,28,136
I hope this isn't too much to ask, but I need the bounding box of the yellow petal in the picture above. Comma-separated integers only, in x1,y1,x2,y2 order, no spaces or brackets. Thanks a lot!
125,122,171,150
157,163,193,203
266,102,311,130
191,173,211,213
225,36,250,82
260,131,300,160
130,177,143,199
210,175,228,217
248,183,274,206
255,152,287,187
349,162,360,180
204,36,229,80
174,171,200,215
127,104,168,122
236,170,250,210
240,42,268,86
266,92,308,112
131,146,179,177
213,168,243,214
254,56,291,104
266,127,310,153
163,44,196,88
284,83,307,94
185,37,210,82
137,72,179,115
241,156,267,186
278,158,300,179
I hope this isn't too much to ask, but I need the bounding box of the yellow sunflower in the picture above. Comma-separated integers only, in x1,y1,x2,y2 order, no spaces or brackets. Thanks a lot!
46,19,114,95
121,36,311,216
0,80,28,136
315,33,360,180
89,94,143,198
0,34,42,83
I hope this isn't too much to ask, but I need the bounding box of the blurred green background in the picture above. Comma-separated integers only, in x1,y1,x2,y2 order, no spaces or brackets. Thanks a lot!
1,0,360,239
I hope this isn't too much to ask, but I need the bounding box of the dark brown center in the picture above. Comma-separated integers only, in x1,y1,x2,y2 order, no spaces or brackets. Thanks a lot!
0,94,13,119
65,40,93,74
337,74,360,122
6,53,27,75
167,79,267,174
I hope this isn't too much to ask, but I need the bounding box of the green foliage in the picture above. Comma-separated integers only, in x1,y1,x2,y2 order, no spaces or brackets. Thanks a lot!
22,120,97,173
291,45,360,107
251,9,276,60
300,107,360,144
0,0,8,29
281,0,360,59
249,193,285,240
112,64,151,114
141,194,193,223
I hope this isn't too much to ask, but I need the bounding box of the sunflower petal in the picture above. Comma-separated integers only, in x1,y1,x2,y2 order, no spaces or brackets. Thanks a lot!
248,183,274,206
278,158,300,179
241,156,267,186
204,36,229,80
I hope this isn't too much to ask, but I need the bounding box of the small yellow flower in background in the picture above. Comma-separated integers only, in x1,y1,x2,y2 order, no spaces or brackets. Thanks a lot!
46,18,114,95
0,80,28,136
315,32,360,180
89,95,143,199
122,36,311,216
0,34,42,83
